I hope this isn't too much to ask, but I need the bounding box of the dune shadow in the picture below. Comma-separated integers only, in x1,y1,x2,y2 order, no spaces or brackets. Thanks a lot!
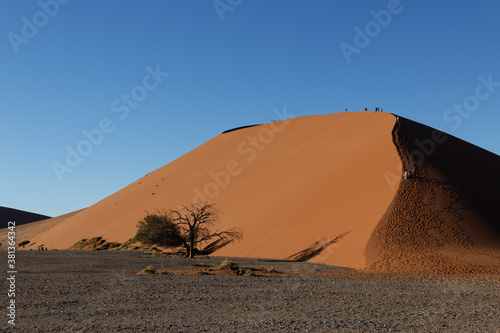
285,231,351,262
253,258,295,263
199,238,233,255
222,124,260,134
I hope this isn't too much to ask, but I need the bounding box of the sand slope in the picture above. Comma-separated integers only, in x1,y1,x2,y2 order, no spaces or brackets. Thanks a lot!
0,209,83,250
367,116,500,273
26,112,401,269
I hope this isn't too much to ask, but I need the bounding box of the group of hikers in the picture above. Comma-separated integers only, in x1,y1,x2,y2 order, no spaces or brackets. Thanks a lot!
403,170,414,180
345,107,384,112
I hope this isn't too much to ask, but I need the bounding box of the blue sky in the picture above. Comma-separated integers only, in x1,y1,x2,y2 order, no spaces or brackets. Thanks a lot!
1,0,500,217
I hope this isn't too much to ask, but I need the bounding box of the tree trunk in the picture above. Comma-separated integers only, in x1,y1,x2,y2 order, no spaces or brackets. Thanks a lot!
189,242,194,258
189,232,195,258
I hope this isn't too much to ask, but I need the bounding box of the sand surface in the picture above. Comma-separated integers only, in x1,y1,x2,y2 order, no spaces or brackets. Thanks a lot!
3,251,499,332
368,116,500,273
8,112,500,273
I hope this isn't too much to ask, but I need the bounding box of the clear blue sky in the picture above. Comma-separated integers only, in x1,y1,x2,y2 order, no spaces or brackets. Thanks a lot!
2,0,500,217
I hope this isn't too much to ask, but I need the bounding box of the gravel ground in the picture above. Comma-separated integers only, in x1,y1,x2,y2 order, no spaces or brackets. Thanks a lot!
1,251,499,332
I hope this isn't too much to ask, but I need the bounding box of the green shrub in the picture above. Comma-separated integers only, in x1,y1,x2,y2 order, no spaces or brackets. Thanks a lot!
213,258,239,271
136,213,184,248
109,242,121,249
135,203,242,258
120,237,136,248
94,242,111,251
69,238,87,249
139,265,156,274
75,237,105,250
94,242,122,251
265,267,277,273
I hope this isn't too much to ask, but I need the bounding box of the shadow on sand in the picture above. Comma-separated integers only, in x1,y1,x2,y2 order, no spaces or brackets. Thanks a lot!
285,231,351,262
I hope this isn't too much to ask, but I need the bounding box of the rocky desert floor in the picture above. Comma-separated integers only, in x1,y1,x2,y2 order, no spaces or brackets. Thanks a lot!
1,251,499,332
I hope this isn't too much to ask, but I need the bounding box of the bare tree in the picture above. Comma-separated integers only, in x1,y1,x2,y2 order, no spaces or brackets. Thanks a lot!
135,202,242,258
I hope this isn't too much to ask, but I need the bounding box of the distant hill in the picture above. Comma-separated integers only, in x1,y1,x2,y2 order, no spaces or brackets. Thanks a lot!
0,209,83,250
0,207,51,227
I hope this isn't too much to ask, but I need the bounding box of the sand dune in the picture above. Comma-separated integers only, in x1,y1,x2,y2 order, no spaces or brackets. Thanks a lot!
0,207,51,226
19,112,500,272
25,112,401,269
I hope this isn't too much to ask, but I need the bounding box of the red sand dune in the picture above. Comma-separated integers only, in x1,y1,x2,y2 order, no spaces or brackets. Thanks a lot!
21,112,500,273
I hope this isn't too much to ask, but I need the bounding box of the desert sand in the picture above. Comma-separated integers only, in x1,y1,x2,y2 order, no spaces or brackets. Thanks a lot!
11,112,500,273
